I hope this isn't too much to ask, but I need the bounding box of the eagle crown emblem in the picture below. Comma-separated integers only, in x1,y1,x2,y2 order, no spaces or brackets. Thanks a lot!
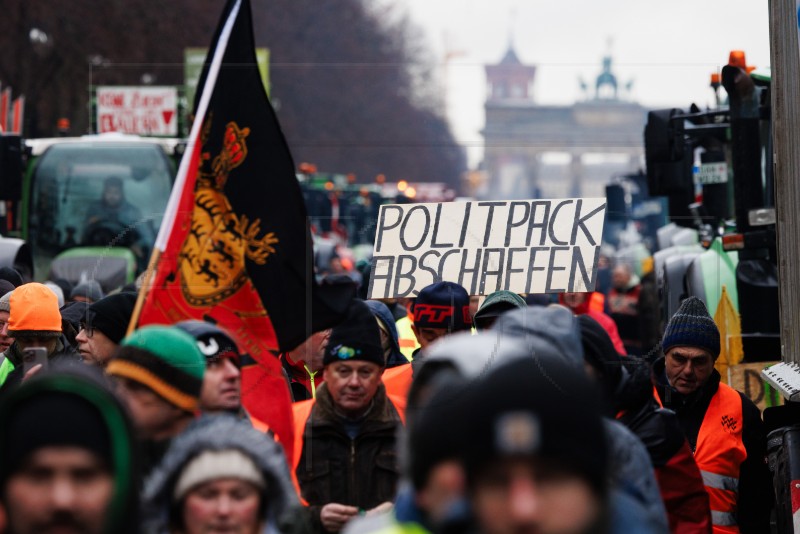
178,117,279,307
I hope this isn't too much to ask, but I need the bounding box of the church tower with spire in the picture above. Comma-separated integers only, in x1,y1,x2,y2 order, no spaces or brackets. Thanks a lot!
485,43,536,102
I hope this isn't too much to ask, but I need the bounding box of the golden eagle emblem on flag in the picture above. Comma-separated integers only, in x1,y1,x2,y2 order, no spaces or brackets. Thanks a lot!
179,119,279,306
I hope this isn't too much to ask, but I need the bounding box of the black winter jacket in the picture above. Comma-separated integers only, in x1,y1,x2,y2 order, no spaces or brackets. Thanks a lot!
617,360,687,467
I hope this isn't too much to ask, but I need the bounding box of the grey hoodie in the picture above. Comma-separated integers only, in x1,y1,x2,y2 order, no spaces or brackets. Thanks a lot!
491,305,669,534
354,310,669,534
143,414,306,534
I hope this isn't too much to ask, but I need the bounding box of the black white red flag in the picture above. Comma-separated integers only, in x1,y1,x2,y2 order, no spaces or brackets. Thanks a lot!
136,0,353,462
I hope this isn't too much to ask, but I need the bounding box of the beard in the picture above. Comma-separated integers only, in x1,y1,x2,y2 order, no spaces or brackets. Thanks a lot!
7,510,98,534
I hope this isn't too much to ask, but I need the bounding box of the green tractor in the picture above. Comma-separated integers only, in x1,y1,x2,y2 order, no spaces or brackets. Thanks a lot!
0,132,183,291
645,52,778,361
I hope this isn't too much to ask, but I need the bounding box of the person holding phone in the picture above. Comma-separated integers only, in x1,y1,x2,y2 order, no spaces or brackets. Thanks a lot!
0,283,79,392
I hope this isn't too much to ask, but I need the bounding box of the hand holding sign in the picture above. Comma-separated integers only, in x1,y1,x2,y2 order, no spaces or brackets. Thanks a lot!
368,198,606,298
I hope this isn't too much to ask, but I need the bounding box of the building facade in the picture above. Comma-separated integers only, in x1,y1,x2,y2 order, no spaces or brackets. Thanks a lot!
481,46,647,199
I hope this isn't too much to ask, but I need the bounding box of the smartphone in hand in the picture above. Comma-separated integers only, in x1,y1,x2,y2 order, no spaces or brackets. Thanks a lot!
22,347,48,375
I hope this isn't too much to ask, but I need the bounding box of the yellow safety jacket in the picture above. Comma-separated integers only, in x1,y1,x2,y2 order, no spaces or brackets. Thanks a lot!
395,316,418,361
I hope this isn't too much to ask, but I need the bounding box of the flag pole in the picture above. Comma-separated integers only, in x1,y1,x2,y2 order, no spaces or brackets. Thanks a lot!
126,248,162,336
125,0,241,338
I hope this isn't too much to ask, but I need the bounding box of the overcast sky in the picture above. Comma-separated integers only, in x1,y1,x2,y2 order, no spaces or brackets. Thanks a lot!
400,0,772,167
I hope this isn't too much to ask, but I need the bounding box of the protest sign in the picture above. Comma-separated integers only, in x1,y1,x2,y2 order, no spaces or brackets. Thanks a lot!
368,198,606,298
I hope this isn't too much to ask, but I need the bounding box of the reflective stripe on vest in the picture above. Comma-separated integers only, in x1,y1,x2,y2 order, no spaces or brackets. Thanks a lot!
0,356,13,387
710,511,737,527
695,382,746,534
701,470,739,492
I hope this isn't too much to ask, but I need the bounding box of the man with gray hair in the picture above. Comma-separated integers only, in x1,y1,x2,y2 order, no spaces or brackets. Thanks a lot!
0,284,15,354
653,297,771,533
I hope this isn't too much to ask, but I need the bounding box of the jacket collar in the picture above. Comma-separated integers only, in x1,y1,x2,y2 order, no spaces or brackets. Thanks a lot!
282,353,316,380
312,382,397,427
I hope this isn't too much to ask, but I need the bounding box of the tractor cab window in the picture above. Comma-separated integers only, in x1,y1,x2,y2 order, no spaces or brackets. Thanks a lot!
28,142,173,274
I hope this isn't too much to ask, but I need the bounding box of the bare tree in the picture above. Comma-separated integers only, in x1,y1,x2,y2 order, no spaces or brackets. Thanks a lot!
0,0,465,189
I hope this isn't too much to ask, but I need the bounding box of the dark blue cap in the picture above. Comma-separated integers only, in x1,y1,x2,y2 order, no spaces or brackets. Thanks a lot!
412,282,471,332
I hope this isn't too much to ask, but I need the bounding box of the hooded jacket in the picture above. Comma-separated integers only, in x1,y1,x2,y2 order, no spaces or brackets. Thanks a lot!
365,300,408,368
0,367,140,534
491,306,669,533
369,324,668,534
143,414,306,534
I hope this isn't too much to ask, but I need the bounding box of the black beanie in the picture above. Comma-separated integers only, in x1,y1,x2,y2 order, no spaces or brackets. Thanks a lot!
53,278,75,300
408,377,469,490
0,391,111,484
85,292,138,344
324,299,384,367
0,266,23,288
61,301,90,333
0,279,14,298
460,357,608,496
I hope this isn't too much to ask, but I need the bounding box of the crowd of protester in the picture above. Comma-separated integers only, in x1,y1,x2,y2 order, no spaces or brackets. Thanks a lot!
0,258,774,533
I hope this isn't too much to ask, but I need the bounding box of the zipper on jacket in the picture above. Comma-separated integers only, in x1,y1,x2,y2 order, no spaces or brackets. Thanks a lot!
349,439,357,503
304,363,318,399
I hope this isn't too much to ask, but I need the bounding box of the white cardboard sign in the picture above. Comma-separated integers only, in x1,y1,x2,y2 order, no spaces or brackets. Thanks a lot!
368,198,606,298
96,86,178,136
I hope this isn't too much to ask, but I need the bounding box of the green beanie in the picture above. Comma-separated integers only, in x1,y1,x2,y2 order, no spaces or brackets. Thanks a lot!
107,326,206,411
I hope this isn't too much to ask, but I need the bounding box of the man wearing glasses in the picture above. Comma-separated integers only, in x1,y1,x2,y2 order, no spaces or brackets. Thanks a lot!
76,292,137,368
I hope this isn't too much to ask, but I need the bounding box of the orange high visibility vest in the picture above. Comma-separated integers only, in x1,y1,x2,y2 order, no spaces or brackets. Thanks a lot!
383,363,413,400
694,383,747,534
588,292,606,314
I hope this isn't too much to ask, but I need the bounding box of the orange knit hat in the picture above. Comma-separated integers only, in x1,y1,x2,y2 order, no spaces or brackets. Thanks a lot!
8,283,62,338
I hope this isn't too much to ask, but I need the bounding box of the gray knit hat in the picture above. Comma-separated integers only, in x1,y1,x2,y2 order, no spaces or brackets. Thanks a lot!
0,289,13,313
70,280,105,303
661,297,720,358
